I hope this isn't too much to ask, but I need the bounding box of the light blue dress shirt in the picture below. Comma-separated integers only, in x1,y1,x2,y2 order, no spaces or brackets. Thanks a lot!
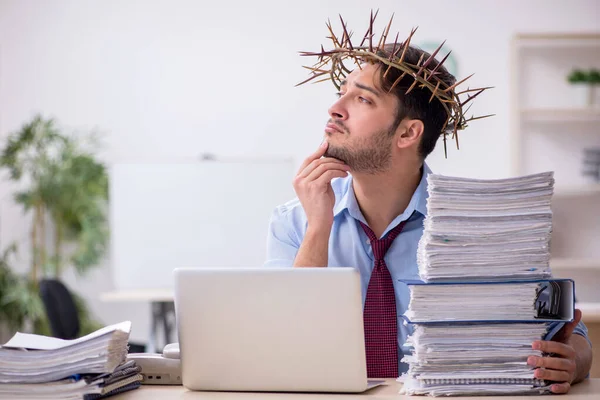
264,163,589,373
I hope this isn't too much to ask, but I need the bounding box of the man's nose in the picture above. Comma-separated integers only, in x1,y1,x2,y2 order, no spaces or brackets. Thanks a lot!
328,99,348,120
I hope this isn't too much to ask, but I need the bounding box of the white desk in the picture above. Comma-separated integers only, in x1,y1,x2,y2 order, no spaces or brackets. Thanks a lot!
101,289,175,353
118,379,600,399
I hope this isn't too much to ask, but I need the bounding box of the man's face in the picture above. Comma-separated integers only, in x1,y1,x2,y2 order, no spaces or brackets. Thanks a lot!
324,63,401,174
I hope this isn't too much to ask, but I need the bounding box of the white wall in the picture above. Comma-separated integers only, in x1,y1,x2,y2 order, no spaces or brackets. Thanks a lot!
1,0,598,344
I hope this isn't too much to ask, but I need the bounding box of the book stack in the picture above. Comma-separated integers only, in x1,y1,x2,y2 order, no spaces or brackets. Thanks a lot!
400,172,573,396
0,321,142,399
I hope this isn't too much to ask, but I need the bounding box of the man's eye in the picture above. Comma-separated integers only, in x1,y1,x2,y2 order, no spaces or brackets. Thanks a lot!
359,97,371,104
335,92,344,98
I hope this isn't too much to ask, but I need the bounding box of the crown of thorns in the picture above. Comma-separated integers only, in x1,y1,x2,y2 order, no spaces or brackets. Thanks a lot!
297,10,494,157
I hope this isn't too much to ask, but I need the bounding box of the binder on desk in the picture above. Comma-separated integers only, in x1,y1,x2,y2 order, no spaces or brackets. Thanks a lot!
399,279,573,396
401,278,575,324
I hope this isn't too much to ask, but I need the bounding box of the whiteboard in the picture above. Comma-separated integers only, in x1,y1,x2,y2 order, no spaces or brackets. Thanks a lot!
109,159,295,290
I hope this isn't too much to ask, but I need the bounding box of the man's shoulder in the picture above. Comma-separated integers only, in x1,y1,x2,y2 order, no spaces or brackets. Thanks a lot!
273,197,304,219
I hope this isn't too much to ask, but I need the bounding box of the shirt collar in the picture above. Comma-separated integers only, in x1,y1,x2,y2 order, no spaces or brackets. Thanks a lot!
333,162,431,221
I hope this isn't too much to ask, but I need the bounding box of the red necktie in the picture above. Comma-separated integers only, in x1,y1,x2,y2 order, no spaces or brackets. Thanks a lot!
360,220,407,378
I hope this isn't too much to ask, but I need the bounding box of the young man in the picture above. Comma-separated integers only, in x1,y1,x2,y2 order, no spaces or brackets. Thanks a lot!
265,36,592,392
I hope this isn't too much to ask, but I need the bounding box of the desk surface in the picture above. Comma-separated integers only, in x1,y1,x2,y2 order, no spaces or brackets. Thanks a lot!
119,379,600,399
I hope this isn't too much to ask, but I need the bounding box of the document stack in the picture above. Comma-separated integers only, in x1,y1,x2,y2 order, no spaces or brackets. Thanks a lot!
400,172,574,396
417,172,554,282
0,321,142,400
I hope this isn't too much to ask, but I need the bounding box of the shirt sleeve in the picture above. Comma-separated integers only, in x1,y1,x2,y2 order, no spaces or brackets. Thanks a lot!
544,320,592,347
264,206,300,268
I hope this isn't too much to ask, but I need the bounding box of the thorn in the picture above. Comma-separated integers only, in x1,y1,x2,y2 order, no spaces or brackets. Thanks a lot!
459,88,486,107
368,13,375,52
456,86,494,95
389,71,408,92
405,78,420,95
415,40,445,77
339,14,353,50
359,10,373,47
466,113,495,122
389,32,400,60
295,71,329,87
454,127,460,150
444,73,474,93
443,133,448,158
383,63,393,78
377,13,394,51
429,81,441,103
426,50,452,82
399,27,418,63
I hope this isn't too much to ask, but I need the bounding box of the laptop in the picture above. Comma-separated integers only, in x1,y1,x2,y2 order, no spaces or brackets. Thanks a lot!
174,267,384,393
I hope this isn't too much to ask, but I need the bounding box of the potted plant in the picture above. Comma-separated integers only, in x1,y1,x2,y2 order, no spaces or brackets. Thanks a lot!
567,68,600,107
567,68,589,107
0,115,107,337
588,68,600,107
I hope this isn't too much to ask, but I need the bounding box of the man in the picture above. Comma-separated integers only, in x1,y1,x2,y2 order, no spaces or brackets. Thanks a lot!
265,22,592,393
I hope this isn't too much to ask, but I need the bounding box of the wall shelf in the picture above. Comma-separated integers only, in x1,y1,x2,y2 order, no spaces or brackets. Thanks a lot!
554,184,600,198
515,33,600,49
512,32,600,319
550,258,600,270
521,108,600,123
576,302,600,323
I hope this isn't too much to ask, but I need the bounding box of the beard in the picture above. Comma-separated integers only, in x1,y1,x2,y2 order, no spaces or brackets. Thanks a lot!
324,123,395,174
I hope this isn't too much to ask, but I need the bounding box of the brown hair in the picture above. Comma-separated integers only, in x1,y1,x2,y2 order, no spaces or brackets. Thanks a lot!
374,44,457,159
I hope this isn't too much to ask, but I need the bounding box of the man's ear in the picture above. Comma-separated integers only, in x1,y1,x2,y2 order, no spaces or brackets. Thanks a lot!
396,119,424,149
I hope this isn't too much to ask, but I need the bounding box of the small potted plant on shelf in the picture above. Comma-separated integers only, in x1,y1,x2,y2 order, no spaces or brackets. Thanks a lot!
588,68,600,107
567,68,600,107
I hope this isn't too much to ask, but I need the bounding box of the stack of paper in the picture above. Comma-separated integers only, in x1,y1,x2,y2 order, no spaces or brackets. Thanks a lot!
400,172,559,396
401,324,551,396
0,321,141,399
417,172,554,282
404,282,540,322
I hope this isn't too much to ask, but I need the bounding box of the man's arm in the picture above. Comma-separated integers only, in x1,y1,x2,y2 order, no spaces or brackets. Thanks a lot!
291,141,349,267
265,141,349,268
528,309,593,394
570,333,593,384
293,226,330,267
264,206,300,267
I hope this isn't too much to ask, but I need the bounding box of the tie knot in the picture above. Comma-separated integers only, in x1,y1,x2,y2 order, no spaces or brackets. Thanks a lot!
360,220,407,261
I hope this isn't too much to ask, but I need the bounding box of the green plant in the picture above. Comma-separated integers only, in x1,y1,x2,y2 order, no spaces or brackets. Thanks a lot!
0,244,50,336
589,69,600,84
0,115,109,278
0,114,108,336
567,69,588,84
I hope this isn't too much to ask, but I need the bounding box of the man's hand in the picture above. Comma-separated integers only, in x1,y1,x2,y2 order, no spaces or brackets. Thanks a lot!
292,141,349,268
528,309,583,394
293,141,350,231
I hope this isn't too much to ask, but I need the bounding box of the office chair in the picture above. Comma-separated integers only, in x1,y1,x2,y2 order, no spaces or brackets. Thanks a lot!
39,279,146,352
39,279,80,340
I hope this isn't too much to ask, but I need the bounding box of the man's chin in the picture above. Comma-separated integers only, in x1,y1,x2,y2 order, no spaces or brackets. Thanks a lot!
323,149,345,163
